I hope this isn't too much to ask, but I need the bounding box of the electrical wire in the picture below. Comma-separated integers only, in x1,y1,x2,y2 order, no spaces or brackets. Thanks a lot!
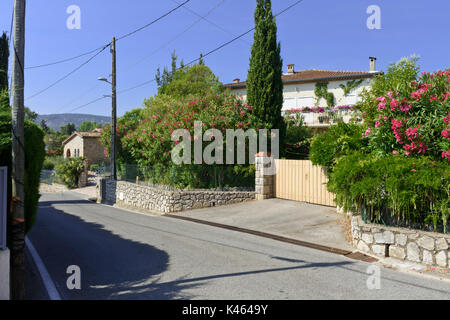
25,43,111,101
25,0,191,70
121,0,225,73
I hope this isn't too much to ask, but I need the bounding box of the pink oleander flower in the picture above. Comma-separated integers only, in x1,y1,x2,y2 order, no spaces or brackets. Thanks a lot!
375,121,381,128
442,127,450,140
390,99,399,111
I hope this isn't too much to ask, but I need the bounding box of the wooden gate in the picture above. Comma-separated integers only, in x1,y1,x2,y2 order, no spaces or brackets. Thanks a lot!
274,160,336,207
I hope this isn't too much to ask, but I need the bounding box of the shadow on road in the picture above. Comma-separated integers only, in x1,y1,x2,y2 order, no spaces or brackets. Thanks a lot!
29,200,202,300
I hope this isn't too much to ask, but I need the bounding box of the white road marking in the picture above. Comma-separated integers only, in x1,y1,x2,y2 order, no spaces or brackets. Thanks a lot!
26,237,62,300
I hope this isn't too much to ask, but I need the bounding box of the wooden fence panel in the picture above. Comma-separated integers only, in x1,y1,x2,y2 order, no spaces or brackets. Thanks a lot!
274,159,336,207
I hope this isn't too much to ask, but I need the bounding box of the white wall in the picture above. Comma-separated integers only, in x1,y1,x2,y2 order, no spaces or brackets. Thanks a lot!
0,248,9,300
230,78,372,111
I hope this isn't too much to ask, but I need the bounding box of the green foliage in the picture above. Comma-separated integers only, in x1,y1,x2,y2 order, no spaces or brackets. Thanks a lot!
0,111,45,234
319,56,450,233
24,107,38,121
314,82,335,107
42,159,55,170
309,122,367,170
0,32,8,92
42,156,64,171
102,89,266,189
60,123,76,136
339,79,364,97
55,157,85,189
101,107,144,165
79,121,102,132
246,0,285,154
284,112,312,159
156,60,223,99
328,152,449,233
44,132,67,156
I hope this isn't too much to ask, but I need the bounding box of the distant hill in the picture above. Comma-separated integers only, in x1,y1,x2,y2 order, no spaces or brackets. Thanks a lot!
35,113,111,132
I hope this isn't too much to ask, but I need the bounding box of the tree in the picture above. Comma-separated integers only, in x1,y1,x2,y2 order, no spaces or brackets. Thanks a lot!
0,32,9,108
60,123,76,136
24,106,38,121
155,52,222,99
40,119,50,133
79,121,101,132
246,0,285,154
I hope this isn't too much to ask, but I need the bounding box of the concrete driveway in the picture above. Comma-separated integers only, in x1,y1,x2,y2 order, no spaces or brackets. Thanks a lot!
169,199,354,252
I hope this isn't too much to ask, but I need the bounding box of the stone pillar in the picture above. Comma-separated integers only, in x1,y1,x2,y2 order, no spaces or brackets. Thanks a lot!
96,177,106,203
255,152,275,200
77,160,89,188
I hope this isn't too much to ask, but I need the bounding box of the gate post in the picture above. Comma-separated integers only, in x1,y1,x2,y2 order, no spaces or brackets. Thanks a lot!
255,152,275,200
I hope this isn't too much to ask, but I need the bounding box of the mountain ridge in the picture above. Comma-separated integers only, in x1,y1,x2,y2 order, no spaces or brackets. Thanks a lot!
36,113,111,131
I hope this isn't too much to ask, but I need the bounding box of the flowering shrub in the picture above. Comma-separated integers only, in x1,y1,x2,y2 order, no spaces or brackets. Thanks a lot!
314,57,450,232
103,90,267,189
364,69,450,160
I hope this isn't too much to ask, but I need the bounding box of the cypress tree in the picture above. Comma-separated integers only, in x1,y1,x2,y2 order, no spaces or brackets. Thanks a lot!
0,32,9,109
246,0,285,154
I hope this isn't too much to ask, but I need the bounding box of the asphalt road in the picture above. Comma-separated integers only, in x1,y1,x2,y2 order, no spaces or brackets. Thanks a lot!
27,192,450,300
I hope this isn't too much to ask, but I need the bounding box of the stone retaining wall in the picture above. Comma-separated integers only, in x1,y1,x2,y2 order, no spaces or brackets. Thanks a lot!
351,215,450,268
97,179,255,214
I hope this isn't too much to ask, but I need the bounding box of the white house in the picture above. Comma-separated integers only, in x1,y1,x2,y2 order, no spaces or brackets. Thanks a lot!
224,57,382,126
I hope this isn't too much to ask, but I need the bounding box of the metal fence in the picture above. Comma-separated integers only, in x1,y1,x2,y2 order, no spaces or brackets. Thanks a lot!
40,169,57,184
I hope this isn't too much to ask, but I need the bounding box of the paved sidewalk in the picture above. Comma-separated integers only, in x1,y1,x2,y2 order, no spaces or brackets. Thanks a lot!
169,198,354,252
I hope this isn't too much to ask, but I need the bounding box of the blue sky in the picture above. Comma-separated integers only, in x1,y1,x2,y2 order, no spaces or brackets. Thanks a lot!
0,0,449,117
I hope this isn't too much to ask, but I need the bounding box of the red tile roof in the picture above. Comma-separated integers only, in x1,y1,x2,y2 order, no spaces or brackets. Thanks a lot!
225,69,381,88
62,131,103,146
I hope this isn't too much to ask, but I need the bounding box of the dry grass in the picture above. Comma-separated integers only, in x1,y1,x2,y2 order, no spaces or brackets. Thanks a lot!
336,210,353,245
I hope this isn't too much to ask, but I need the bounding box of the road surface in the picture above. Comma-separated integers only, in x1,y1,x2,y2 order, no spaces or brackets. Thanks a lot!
27,192,450,300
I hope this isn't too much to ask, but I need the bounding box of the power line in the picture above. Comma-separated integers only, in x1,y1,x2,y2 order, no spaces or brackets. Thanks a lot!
119,0,304,95
171,0,251,46
25,43,111,101
67,96,108,113
25,1,191,70
116,0,191,41
25,46,107,70
121,0,226,73
68,0,306,111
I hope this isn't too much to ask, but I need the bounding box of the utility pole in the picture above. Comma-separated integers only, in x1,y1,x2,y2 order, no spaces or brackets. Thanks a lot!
10,0,26,300
110,37,117,180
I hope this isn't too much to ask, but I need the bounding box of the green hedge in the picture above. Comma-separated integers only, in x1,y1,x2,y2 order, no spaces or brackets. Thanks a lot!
0,111,45,234
328,152,449,233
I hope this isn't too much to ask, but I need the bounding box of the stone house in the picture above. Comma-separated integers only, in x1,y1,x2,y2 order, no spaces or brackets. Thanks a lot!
224,57,382,127
62,128,109,166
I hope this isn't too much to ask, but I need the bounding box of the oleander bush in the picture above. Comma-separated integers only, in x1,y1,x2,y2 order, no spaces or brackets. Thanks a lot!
310,57,450,233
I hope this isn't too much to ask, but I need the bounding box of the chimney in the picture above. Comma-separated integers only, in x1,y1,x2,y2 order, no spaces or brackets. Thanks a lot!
233,78,240,84
369,57,377,72
287,64,295,74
